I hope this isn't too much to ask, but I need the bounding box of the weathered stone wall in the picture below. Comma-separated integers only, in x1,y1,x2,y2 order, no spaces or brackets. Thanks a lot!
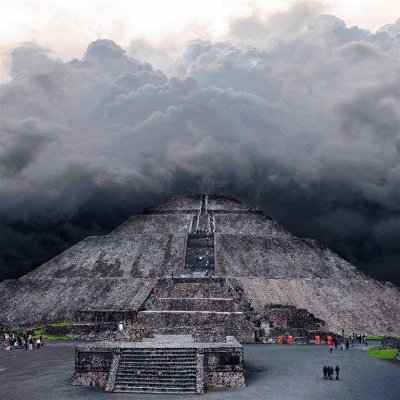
263,304,325,330
24,234,187,279
203,347,245,388
237,277,400,335
160,279,230,298
153,298,236,312
0,278,155,326
111,214,192,235
216,235,361,279
381,336,400,350
215,214,292,238
193,327,226,343
78,310,136,323
72,347,113,386
207,195,252,212
142,195,201,214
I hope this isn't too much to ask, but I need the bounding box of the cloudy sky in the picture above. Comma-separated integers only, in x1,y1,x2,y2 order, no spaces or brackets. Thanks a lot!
0,1,399,284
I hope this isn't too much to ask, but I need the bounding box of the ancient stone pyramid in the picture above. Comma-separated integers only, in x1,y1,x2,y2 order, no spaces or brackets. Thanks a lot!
0,194,399,335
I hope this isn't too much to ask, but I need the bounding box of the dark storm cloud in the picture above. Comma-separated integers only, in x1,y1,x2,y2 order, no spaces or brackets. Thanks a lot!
0,6,399,283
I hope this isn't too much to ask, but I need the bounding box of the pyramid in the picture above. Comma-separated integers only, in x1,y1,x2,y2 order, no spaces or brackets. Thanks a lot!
0,194,399,336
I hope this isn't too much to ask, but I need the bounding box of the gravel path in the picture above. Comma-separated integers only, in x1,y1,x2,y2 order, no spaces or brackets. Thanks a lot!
0,341,399,400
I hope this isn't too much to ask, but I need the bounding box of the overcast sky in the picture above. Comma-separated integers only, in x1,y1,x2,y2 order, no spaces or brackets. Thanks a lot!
0,1,399,284
1,0,399,80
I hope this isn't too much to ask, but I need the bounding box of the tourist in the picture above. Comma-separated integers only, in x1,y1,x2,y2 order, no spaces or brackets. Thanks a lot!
335,365,340,380
323,365,328,380
36,337,41,349
329,366,334,380
329,344,333,353
365,338,368,347
28,337,33,351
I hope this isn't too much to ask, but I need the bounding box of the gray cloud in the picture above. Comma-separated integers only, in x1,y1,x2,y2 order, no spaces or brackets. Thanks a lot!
0,7,399,284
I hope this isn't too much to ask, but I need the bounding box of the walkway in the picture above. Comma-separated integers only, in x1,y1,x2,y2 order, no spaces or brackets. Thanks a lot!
0,341,398,399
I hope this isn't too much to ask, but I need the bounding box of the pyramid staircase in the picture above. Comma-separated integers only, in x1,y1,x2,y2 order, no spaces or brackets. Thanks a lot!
106,347,199,394
137,278,255,342
136,195,257,339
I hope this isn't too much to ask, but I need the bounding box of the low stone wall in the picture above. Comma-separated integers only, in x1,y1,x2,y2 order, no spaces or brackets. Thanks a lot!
154,298,236,312
78,310,136,323
205,371,245,388
203,347,245,387
71,347,114,386
264,304,325,330
193,327,226,343
45,322,115,340
138,310,247,327
381,336,400,350
70,323,115,340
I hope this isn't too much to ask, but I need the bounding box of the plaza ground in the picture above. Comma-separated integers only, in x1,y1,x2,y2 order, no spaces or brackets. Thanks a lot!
0,341,399,400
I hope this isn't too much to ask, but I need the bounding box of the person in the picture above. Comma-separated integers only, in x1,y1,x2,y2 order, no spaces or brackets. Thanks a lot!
28,337,33,351
365,338,368,347
335,365,340,380
329,344,333,354
329,366,334,380
36,337,41,349
323,365,328,380
40,334,44,348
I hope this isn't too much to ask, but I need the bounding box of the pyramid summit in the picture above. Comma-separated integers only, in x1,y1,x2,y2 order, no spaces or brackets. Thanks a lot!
0,194,399,337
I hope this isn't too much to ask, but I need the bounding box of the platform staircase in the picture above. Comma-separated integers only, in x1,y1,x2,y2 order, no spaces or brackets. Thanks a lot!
107,347,199,393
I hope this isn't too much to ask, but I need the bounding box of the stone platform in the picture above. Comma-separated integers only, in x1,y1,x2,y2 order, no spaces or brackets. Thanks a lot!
72,334,245,394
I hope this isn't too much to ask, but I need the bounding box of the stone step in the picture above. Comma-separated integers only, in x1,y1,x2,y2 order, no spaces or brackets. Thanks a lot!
113,385,197,393
117,371,197,377
119,358,197,364
121,349,197,354
119,361,196,370
120,359,197,364
116,377,196,384
120,354,197,360
121,355,197,360
114,381,197,388
115,382,197,389
120,355,197,360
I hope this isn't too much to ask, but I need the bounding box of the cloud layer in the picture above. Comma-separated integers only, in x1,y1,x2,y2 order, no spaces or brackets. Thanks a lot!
1,7,399,283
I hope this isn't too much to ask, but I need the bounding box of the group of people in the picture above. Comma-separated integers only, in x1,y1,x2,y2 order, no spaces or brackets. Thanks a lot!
349,333,368,346
323,365,340,380
2,333,44,350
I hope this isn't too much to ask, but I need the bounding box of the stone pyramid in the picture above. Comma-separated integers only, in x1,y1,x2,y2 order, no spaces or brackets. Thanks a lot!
0,194,399,336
